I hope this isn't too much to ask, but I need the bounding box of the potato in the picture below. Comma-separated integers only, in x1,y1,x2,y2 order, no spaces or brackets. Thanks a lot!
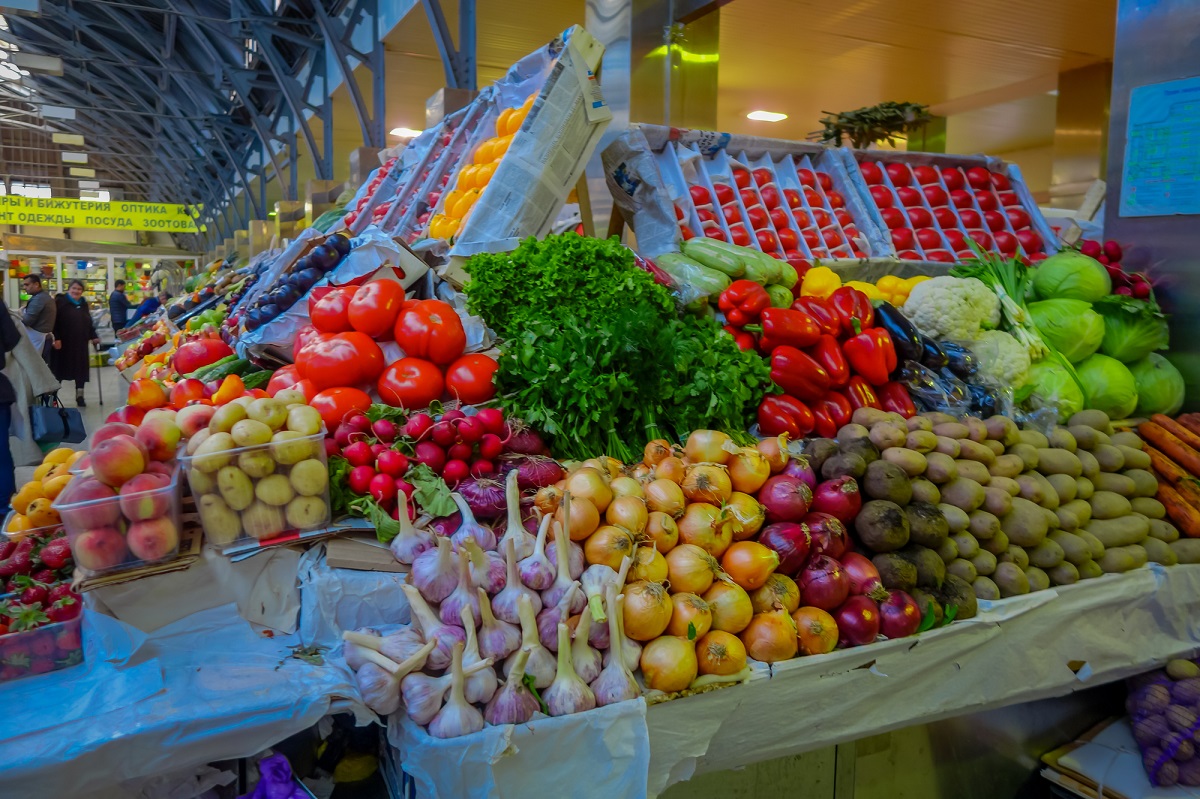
1062,499,1093,528
998,545,1029,569
1018,430,1050,448
1055,508,1079,532
1075,477,1095,500
962,416,988,443
939,503,971,534
970,549,996,576
255,474,295,507
1049,427,1078,452
1089,491,1133,520
993,562,1031,597
907,416,934,432
1148,518,1181,542
1141,536,1178,566
198,495,241,546
1050,531,1091,565
910,478,941,505
290,458,330,497
922,411,958,426
1015,474,1046,504
1123,469,1159,498
924,452,958,484
1036,448,1083,477
217,466,255,511
188,468,216,496
953,532,981,559
882,447,927,477
857,500,911,552
937,537,960,563
1076,449,1101,480
852,408,891,427
980,529,1010,555
1032,473,1060,510
935,436,962,458
870,423,908,451
836,424,871,445
958,439,996,465
985,416,1020,446
968,510,1000,540
1007,443,1040,471
1047,561,1079,586
1077,529,1106,560
822,452,867,480
1068,409,1113,434
1076,559,1102,579
1100,544,1147,571
973,575,1001,600
1092,472,1136,496
242,500,286,540
1026,566,1051,591
1110,431,1143,450
947,558,977,583
905,502,950,548
286,495,329,529
1045,474,1078,505
1029,538,1065,568
1092,444,1126,473
933,422,970,440
838,438,880,466
1000,497,1049,547
193,432,236,473
905,430,938,453
979,487,1010,517
954,459,992,485
941,478,985,512
988,454,1024,479
1085,515,1150,547
1042,506,1062,531
989,475,1021,497
238,450,277,480
863,460,913,504
1118,446,1151,471
1131,497,1166,520
1169,539,1200,564
1069,425,1107,451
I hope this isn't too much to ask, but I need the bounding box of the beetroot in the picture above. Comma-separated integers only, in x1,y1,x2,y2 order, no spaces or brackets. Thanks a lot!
834,595,880,647
798,555,849,611
809,476,861,523
758,522,812,575
803,512,848,559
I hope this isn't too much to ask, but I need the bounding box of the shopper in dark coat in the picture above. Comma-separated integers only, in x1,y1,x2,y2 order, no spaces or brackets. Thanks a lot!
50,280,99,407
109,280,132,332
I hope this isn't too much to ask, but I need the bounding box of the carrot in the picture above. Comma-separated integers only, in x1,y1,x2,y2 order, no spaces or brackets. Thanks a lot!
1147,445,1193,485
1138,422,1200,479
1176,415,1200,440
1157,482,1200,538
1150,415,1200,451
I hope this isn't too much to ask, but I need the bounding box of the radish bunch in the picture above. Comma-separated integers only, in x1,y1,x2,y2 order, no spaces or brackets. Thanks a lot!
1080,240,1152,299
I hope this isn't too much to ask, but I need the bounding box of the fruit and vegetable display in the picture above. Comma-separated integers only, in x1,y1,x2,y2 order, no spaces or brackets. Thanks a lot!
238,233,352,334
0,525,83,683
1128,659,1200,787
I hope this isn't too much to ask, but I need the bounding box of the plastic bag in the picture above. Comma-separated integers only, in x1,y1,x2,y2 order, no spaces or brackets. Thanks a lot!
1126,660,1200,787
238,754,308,799
896,361,970,416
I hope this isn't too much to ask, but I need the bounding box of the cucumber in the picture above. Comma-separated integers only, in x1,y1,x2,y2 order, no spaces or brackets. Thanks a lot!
656,254,732,297
187,354,238,380
242,370,273,390
202,357,251,382
681,238,746,278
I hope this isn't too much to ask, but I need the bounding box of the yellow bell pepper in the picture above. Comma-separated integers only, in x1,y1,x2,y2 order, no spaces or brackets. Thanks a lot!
876,275,907,296
844,281,884,301
800,266,842,299
905,275,931,290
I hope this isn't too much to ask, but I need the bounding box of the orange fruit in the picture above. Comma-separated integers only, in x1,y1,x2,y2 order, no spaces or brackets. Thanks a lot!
41,474,72,501
26,498,60,529
12,482,45,515
43,447,74,465
6,514,31,534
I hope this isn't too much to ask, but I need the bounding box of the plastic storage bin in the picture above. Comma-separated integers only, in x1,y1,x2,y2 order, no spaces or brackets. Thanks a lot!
179,429,330,550
0,613,83,683
52,463,183,577
2,509,62,542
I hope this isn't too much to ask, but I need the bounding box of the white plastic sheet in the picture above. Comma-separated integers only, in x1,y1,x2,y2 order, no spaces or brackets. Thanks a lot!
297,545,410,650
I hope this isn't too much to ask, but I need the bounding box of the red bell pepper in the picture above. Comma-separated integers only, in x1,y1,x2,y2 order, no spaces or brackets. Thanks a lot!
879,381,917,418
769,346,830,403
846,376,881,411
843,326,897,386
718,280,771,328
757,395,815,438
816,391,852,429
829,286,875,337
808,334,849,389
746,308,821,353
812,406,838,438
791,296,840,337
723,325,757,352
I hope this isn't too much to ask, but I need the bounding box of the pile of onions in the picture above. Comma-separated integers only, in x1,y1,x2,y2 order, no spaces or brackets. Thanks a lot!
606,496,648,533
643,439,673,466
804,512,848,560
677,503,736,557
640,635,697,692
665,593,712,639
555,494,600,542
727,446,770,494
566,467,613,513
749,573,801,615
878,590,921,639
782,457,817,491
757,522,811,575
645,479,685,518
798,555,849,611
834,596,880,647
809,476,862,523
725,492,766,541
682,464,733,505
665,544,722,595
755,435,790,474
720,541,780,591
841,552,884,597
684,430,732,465
621,580,673,641
696,630,748,676
739,605,798,663
654,456,686,483
702,577,753,634
759,475,812,523
793,606,838,655
583,525,636,571
628,545,668,583
645,512,679,552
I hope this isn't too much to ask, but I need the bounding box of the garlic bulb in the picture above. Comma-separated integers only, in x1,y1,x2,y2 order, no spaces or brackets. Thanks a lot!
592,586,639,706
542,623,596,717
546,536,585,581
401,584,465,671
459,605,498,704
538,582,581,651
427,642,485,739
355,639,437,716
389,491,435,564
410,536,457,603
517,515,556,590
580,555,630,623
571,609,602,685
464,540,506,594
497,468,535,559
449,493,497,552
401,659,493,726
602,591,643,673
491,537,542,624
503,593,556,689
439,549,482,628
342,627,423,666
542,519,587,614
484,647,541,726
343,626,381,670
476,588,520,661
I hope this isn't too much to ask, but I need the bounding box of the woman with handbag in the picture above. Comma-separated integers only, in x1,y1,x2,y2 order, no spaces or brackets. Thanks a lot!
0,300,24,511
50,280,100,408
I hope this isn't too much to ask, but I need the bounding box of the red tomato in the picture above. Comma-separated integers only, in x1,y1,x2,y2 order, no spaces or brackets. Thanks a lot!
769,207,791,229
943,229,967,251
925,249,955,263
880,208,906,229
1016,229,1043,253
994,231,1019,255
950,190,975,209
297,333,382,390
967,230,993,250
959,209,982,229
673,204,685,221
886,163,912,186
804,189,823,209
345,331,385,382
802,229,821,248
308,287,355,333
821,227,843,248
713,184,735,205
689,185,711,206
295,325,327,355
783,188,803,208
349,281,406,338
974,191,999,212
999,191,1021,207
266,365,301,397
913,165,940,185
733,169,751,189
941,168,965,191
729,225,751,247
784,251,810,275
704,225,727,242
991,172,1011,191
680,224,696,241
811,208,832,228
739,188,759,209
835,210,853,227
394,299,466,366
1005,207,1031,230
890,228,915,250
907,207,933,228
170,378,206,410
923,185,948,207
965,167,992,190
444,354,499,405
817,172,833,191
751,168,773,187
983,210,1007,232
859,162,883,185
760,185,781,209
897,187,923,207
755,229,779,252
722,203,742,225
696,208,717,224
792,210,810,228
809,248,829,259
897,250,921,261
377,358,444,409
869,185,893,209
293,379,318,401
797,168,817,188
747,206,770,230
916,228,943,250
311,387,372,431
934,207,958,228
776,227,798,251
826,190,846,209
844,225,859,240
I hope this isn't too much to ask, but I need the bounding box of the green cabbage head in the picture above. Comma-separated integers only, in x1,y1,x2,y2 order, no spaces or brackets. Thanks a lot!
1026,359,1085,423
1129,353,1186,416
1027,299,1104,363
1031,250,1112,302
1075,353,1139,419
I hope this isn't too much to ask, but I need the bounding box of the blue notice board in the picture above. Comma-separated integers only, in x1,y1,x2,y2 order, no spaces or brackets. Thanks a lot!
1120,75,1200,217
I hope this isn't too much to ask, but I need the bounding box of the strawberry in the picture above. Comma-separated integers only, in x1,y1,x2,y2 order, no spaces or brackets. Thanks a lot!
9,605,48,632
29,633,54,657
1,643,30,665
0,537,35,577
45,598,79,624
15,577,48,607
0,665,24,680
29,656,54,674
54,626,81,653
0,540,14,561
30,568,55,585
47,584,77,605
36,539,71,571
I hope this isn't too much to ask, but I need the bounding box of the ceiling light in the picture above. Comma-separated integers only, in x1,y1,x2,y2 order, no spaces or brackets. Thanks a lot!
39,104,75,120
10,52,62,76
68,167,94,177
78,180,99,189
52,133,84,146
61,152,87,164
747,110,787,122
389,127,423,138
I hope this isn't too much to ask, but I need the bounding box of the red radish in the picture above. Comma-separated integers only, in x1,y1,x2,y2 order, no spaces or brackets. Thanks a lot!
1029,252,1049,264
1105,263,1124,281
834,595,880,646
916,228,942,250
1133,281,1151,299
798,556,850,611
907,207,933,228
869,185,894,208
781,457,817,491
1116,286,1133,296
346,413,371,435
1005,207,1031,230
950,190,974,209
941,168,965,191
994,231,1018,255
370,473,398,507
348,465,376,494
991,172,1011,191
405,412,435,440
965,167,991,190
804,512,848,559
896,187,922,207
372,418,396,443
841,552,883,596
1016,229,1043,253
1079,240,1103,258
878,590,921,639
478,433,504,461
1099,254,1111,266
442,459,470,485
414,441,447,473
470,459,495,478
934,207,958,228
974,191,998,212
377,450,409,478
886,163,912,186
998,191,1020,207
757,523,811,575
324,438,340,458
395,477,415,499
369,442,388,461
334,424,354,449
344,441,374,468
860,162,883,184
456,416,485,443
891,228,916,250
959,209,982,229
474,407,505,435
448,441,473,462
431,420,457,447
442,409,466,423
808,476,861,523
984,210,1006,232
1104,240,1124,262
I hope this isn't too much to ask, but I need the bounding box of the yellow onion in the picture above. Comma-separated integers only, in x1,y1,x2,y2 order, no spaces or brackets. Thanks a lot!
684,430,732,465
629,544,668,583
605,495,648,534
727,446,770,494
682,464,732,505
640,635,697,693
645,512,679,554
630,463,653,483
750,573,801,615
725,491,766,540
566,467,613,512
665,544,721,595
696,630,748,676
703,577,753,634
622,580,673,641
739,606,798,663
534,485,563,516
583,525,636,570
555,495,600,542
654,456,685,484
666,593,712,639
584,456,622,481
756,435,790,474
643,439,673,466
609,476,644,499
644,479,685,518
677,502,737,557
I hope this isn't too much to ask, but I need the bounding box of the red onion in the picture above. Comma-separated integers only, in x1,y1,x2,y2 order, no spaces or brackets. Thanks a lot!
803,512,848,560
834,595,881,647
429,513,461,538
782,457,817,491
457,477,507,520
841,552,883,596
758,475,812,523
878,590,921,639
798,555,849,611
757,523,811,575
506,427,546,455
809,476,861,523
501,455,565,491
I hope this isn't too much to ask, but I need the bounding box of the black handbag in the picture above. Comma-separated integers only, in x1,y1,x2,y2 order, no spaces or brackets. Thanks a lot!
30,393,86,445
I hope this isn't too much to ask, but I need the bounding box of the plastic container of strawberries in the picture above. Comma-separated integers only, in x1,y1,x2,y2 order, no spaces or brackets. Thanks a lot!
0,610,83,683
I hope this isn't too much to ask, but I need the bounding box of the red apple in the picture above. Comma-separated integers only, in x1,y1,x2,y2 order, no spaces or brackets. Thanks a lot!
897,187,923,207
751,168,773,187
907,207,933,228
881,208,906,229
860,162,883,185
923,185,948,207
959,209,983,229
994,230,1018,255
783,188,802,208
966,167,992,190
984,210,1007,232
891,228,915,250
941,168,965,191
913,165,940,185
950,190,975,209
1005,207,1031,230
916,228,943,250
968,230,993,250
733,168,751,189
886,163,912,186
797,168,817,188
870,185,894,208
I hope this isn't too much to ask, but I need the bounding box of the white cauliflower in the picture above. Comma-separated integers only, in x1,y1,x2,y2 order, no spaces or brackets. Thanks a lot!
971,330,1031,389
902,276,1001,341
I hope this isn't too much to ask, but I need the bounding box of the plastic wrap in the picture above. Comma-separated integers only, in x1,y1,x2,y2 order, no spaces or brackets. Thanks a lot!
297,544,410,650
